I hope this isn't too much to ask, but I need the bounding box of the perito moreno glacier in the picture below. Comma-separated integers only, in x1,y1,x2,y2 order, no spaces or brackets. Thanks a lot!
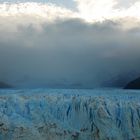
0,89,140,140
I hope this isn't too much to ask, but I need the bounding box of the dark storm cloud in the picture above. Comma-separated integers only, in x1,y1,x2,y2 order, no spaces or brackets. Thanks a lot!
0,18,140,88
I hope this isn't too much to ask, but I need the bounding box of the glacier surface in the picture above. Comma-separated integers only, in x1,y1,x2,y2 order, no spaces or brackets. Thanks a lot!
0,89,140,140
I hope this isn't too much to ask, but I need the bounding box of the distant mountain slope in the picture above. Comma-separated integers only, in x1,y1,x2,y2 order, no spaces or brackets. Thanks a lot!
124,77,140,89
0,81,12,88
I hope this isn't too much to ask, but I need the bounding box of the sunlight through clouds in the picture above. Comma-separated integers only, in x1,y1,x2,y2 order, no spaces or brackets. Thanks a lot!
0,0,140,24
74,0,117,21
74,0,140,22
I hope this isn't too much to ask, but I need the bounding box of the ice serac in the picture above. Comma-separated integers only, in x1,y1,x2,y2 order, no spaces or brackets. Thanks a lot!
0,89,140,140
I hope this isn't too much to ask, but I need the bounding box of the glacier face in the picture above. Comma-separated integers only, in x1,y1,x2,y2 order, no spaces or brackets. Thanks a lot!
0,89,140,140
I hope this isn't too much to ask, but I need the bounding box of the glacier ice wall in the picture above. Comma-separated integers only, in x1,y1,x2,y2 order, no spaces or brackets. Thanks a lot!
0,89,140,140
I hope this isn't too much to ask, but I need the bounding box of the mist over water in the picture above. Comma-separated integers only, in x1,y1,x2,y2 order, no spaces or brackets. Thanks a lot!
0,18,140,88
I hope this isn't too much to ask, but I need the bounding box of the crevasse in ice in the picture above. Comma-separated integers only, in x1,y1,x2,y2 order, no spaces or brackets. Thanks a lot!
0,89,140,140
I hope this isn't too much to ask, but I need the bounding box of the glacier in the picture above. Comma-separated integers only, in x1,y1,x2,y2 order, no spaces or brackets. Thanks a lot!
0,89,140,140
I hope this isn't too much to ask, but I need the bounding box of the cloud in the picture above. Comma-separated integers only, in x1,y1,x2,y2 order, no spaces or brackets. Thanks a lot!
0,2,77,25
74,0,117,21
0,17,140,88
74,0,140,22
0,2,140,88
1,1,140,24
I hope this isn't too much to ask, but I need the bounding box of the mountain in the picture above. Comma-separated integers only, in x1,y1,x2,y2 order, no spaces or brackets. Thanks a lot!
124,77,140,89
0,81,12,88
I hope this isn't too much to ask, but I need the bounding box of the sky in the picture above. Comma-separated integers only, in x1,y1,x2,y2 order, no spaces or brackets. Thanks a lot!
0,0,140,88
